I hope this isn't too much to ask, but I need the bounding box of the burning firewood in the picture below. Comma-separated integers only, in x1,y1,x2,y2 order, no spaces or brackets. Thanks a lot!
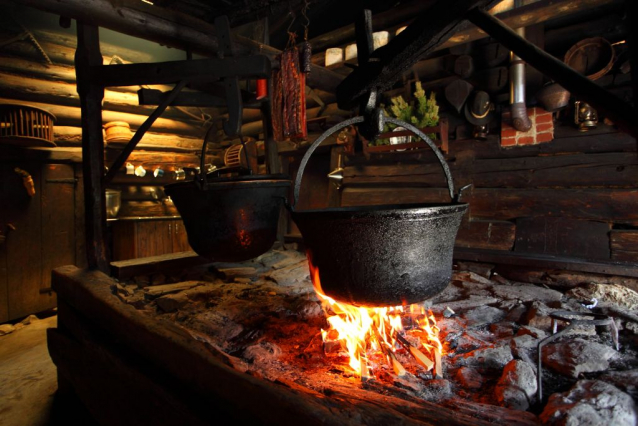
371,323,407,377
396,333,434,371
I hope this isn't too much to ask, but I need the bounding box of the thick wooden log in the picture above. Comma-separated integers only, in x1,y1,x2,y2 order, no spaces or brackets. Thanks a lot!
93,56,270,87
0,71,208,121
439,0,616,50
344,151,638,189
76,23,108,273
456,220,516,251
336,0,501,109
54,126,204,151
515,217,611,259
110,251,209,280
467,8,638,140
342,186,638,222
470,188,638,222
0,99,205,137
610,230,638,262
454,247,638,278
12,0,343,92
105,150,221,170
239,103,352,137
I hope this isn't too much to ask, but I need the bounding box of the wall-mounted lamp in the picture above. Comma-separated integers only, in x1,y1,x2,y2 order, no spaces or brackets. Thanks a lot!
125,162,135,175
153,167,164,178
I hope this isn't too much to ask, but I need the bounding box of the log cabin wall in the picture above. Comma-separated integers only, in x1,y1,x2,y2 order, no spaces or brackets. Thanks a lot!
340,125,637,264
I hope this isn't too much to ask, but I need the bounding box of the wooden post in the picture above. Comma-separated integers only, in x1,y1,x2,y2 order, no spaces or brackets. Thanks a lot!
75,23,109,273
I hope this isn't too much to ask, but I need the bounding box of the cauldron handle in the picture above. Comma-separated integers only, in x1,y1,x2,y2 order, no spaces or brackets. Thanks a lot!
292,115,456,209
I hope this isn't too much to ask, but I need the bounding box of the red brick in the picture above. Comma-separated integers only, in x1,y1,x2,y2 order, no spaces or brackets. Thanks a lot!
536,132,554,143
501,129,518,138
501,121,515,131
518,136,535,145
501,137,517,147
535,114,553,124
536,123,554,133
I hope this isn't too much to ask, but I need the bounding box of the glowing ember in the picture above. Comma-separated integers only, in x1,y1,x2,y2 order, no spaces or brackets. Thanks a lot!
309,260,444,379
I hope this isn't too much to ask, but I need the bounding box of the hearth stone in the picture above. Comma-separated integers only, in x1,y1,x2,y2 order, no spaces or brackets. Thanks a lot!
455,367,484,389
462,306,506,326
540,380,636,426
495,360,537,411
453,345,514,369
542,338,618,378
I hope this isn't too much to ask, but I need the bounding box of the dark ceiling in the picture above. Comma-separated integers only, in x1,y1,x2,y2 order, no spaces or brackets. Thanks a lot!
152,0,419,49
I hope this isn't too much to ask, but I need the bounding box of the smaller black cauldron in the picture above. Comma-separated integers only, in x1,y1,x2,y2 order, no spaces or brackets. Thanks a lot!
289,116,468,307
165,135,290,262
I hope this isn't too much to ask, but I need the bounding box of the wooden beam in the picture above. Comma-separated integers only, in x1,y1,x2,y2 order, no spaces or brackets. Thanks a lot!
93,57,270,88
75,23,109,273
438,0,617,51
454,247,638,278
110,251,209,280
336,0,501,109
467,8,638,140
10,0,343,92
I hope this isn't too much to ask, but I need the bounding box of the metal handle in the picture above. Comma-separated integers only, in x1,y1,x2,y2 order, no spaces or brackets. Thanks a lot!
292,115,456,210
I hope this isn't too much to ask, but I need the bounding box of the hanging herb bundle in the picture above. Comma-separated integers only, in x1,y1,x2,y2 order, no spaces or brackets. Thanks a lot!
374,82,440,145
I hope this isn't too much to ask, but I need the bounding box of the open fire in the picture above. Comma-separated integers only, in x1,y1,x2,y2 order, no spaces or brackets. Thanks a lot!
310,262,444,380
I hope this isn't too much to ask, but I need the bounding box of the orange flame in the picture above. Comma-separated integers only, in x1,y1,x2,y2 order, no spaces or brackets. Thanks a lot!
308,257,443,378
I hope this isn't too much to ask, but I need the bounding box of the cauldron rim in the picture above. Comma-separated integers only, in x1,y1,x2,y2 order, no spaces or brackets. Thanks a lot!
291,202,468,217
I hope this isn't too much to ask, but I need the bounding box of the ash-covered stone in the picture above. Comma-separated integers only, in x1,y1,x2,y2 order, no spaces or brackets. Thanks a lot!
265,260,310,287
156,293,189,312
522,301,559,331
432,296,499,314
516,325,548,340
491,284,563,304
495,360,537,410
420,379,452,401
429,281,465,304
453,345,513,369
453,271,495,286
490,321,516,338
243,342,282,363
567,283,638,311
463,306,506,326
542,338,617,378
455,261,494,278
540,380,636,426
600,370,638,399
510,334,539,366
455,366,484,389
294,300,323,320
504,304,528,323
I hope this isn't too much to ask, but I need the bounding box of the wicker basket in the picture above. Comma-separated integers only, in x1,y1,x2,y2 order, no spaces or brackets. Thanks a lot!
0,104,56,147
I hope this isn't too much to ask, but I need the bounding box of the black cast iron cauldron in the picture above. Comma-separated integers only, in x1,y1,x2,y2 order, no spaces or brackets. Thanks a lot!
165,136,290,262
290,116,469,307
